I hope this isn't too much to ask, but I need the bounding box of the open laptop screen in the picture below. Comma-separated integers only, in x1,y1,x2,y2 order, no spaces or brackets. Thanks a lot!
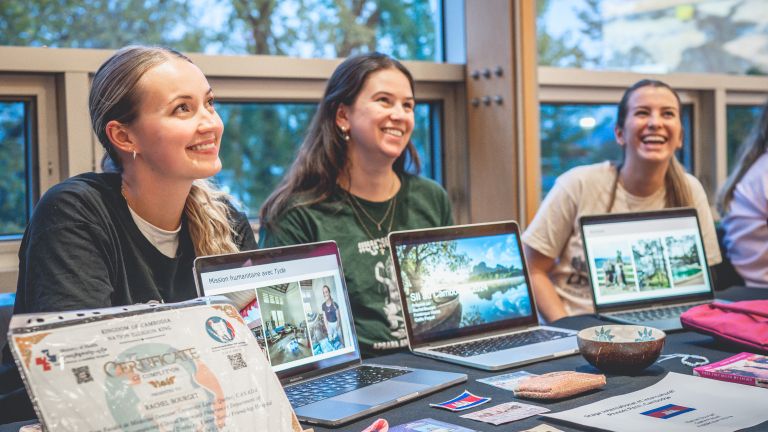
581,209,713,308
390,222,538,347
194,242,359,379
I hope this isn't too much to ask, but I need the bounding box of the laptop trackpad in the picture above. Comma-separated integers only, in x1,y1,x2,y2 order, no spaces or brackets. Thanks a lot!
294,398,370,422
334,380,426,404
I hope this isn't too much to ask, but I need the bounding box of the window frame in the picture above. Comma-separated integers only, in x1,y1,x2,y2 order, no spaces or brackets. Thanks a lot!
0,74,60,291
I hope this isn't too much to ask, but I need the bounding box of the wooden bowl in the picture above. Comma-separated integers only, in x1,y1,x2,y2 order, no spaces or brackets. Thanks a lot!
577,325,665,374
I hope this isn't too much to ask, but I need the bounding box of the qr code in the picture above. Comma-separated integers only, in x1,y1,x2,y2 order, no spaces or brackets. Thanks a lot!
228,353,247,370
72,366,93,384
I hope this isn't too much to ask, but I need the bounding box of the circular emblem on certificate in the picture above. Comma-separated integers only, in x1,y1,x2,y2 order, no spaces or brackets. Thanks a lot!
205,316,235,343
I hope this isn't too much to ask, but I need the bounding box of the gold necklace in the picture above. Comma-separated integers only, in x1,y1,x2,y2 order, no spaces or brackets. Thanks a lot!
346,193,398,240
345,175,398,230
347,192,396,231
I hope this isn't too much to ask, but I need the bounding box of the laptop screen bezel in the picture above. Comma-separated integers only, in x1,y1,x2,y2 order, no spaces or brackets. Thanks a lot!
388,221,540,348
579,208,715,313
193,241,362,382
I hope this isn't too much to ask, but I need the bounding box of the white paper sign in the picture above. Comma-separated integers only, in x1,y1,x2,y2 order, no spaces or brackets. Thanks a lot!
10,300,301,432
545,372,768,432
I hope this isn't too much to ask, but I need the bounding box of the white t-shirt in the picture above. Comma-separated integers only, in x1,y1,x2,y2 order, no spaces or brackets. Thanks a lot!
522,162,722,316
127,206,180,258
721,152,768,288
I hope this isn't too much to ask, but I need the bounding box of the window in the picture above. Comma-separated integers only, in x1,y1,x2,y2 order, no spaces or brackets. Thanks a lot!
215,101,443,218
726,105,763,173
0,100,32,238
1,0,444,61
537,0,768,75
271,310,284,327
539,103,693,195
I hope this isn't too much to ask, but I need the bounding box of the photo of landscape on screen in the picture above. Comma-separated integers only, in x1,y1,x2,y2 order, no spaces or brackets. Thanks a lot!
590,233,705,297
395,233,531,337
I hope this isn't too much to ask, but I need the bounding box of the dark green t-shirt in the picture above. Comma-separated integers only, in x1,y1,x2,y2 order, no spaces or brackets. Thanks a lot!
259,174,453,358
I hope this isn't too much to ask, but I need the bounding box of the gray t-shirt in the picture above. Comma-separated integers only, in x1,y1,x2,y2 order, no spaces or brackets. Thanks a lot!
523,162,721,316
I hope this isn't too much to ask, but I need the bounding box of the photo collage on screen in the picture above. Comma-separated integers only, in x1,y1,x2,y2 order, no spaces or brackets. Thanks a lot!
395,233,532,338
590,233,705,297
236,276,350,368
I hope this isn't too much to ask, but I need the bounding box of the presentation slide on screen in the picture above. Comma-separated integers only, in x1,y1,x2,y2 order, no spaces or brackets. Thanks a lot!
201,255,354,372
395,233,533,339
583,217,710,306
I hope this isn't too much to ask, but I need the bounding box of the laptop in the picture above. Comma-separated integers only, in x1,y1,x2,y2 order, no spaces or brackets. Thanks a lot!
388,221,579,371
580,208,718,331
193,241,466,426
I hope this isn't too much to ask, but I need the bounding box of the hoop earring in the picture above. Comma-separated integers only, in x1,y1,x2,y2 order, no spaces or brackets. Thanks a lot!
340,126,350,141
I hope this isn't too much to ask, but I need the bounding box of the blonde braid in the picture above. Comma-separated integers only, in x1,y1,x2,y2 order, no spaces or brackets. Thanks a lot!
185,179,240,256
664,157,694,208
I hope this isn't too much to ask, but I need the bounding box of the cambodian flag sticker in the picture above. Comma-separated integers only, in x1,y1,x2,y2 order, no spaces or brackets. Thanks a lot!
430,390,491,412
641,403,695,419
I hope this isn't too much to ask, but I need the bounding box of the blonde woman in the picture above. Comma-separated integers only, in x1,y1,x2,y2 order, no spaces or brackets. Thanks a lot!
13,46,256,314
523,79,721,322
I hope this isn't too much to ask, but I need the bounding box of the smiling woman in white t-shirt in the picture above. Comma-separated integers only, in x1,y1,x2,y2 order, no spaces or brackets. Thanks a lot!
523,79,721,322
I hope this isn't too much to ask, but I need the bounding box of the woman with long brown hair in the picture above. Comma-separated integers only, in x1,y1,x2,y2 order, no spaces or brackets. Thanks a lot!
717,100,768,287
523,79,721,322
259,52,452,358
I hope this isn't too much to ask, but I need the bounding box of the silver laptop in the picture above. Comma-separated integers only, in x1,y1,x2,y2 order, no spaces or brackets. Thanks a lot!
580,208,717,331
193,241,466,427
388,221,579,371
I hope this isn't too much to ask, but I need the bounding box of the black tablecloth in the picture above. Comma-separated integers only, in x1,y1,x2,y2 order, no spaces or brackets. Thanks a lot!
2,286,766,432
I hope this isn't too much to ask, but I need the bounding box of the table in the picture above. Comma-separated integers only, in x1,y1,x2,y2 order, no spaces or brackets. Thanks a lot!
2,287,765,432
306,286,766,432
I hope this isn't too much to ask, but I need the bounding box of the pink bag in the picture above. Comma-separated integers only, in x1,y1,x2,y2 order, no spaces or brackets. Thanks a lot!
681,300,768,353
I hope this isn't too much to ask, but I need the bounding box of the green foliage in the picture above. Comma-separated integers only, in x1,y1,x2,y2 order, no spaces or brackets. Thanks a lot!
0,0,211,50
0,102,27,235
539,104,619,193
226,0,438,59
397,241,469,293
726,106,763,173
536,0,591,67
215,103,315,216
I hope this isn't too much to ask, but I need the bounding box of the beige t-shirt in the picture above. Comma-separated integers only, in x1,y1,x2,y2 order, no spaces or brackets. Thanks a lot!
522,162,722,317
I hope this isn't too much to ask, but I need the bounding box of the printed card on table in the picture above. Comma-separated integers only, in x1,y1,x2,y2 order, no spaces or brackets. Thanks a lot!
460,401,550,425
389,417,479,432
477,370,537,391
430,390,491,412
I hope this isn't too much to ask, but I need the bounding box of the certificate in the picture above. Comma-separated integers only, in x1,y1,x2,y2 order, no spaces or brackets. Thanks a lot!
10,299,301,432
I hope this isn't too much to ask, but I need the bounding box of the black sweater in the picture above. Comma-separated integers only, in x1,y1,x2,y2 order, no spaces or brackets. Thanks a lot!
14,172,257,314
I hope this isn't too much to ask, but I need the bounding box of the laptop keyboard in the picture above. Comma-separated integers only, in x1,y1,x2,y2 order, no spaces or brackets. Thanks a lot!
432,329,572,358
610,302,708,322
285,365,412,408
